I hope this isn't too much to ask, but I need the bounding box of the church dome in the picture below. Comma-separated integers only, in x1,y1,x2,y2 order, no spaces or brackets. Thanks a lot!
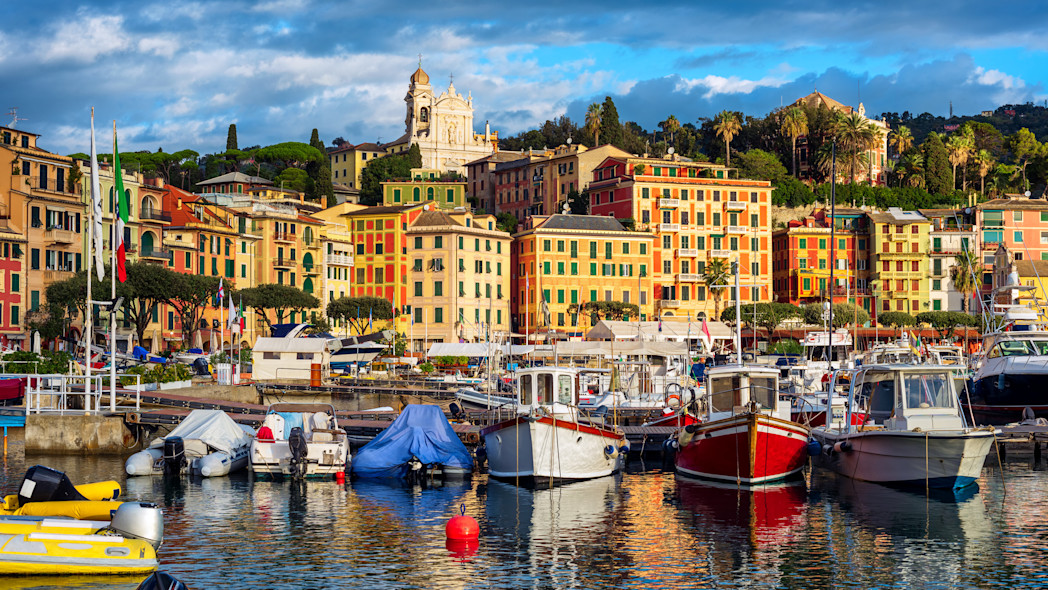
411,66,430,85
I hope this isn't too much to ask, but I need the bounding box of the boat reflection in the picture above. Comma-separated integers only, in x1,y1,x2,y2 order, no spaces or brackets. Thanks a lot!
675,476,808,548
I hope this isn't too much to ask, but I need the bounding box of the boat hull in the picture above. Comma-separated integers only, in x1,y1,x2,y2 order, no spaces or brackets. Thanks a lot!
675,413,810,484
250,439,350,478
971,365,1048,424
811,428,995,489
0,517,157,575
125,445,250,477
482,416,625,482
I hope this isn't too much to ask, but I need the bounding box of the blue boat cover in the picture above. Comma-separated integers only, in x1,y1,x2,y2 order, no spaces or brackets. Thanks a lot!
351,405,474,478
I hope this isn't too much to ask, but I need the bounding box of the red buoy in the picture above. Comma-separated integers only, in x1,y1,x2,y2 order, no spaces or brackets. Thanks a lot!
446,504,479,540
335,471,346,484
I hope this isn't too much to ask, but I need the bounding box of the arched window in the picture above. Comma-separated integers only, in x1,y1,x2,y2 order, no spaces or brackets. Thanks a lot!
302,252,314,272
141,231,155,255
426,187,434,200
420,107,429,123
303,277,314,294
303,227,313,245
413,187,421,202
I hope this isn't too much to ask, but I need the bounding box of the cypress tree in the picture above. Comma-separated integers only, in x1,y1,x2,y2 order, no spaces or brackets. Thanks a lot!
922,132,951,196
599,97,624,149
226,124,238,151
407,143,423,168
306,129,334,204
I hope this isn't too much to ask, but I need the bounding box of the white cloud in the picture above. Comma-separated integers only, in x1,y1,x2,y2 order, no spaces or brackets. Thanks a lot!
140,2,210,22
40,13,132,63
676,74,789,99
138,36,180,58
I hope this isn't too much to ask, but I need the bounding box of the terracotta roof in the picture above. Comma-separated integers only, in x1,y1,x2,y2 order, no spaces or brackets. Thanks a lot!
1015,260,1048,277
355,142,384,151
978,198,1048,210
793,91,853,113
410,210,460,228
341,204,424,217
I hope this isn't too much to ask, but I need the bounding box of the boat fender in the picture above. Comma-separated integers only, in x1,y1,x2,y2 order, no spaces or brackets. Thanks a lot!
619,444,630,455
162,437,186,476
833,441,852,453
604,445,617,457
684,424,699,434
998,374,1007,390
806,439,822,457
665,393,682,409
465,432,480,444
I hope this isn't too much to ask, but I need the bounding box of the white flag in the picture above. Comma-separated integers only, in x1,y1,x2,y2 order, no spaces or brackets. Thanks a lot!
89,112,105,281
227,293,238,331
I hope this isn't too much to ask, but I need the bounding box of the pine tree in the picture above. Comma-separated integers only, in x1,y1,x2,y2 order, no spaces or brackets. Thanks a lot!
599,97,624,149
407,143,423,168
226,124,238,151
306,129,334,204
922,132,951,195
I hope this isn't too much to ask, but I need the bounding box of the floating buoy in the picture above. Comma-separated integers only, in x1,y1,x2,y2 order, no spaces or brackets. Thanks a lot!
335,471,346,484
446,537,479,560
446,504,478,540
806,439,822,456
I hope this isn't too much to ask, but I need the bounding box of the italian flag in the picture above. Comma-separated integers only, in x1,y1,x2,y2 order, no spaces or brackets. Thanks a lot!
112,129,128,283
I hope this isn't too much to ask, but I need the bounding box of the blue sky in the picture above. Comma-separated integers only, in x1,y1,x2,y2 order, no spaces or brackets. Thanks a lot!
4,0,1046,156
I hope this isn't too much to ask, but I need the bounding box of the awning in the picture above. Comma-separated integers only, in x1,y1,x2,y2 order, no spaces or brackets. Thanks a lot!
426,342,535,358
585,320,731,342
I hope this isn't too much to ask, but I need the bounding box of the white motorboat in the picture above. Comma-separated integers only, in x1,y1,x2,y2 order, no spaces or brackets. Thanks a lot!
481,366,628,485
250,403,350,479
454,386,517,410
782,329,853,395
811,364,996,490
125,409,254,477
971,301,1048,424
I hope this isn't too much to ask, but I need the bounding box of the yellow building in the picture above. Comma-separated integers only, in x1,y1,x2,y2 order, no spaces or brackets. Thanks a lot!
329,142,384,190
513,214,656,337
382,169,467,210
869,208,931,316
406,209,511,348
310,202,365,334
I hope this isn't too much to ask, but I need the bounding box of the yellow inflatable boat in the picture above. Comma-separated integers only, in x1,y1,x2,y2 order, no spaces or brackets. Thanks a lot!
0,502,163,575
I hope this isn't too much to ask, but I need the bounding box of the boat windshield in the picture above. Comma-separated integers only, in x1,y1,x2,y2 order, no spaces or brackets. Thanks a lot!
989,340,1048,357
902,373,954,409
521,372,573,405
708,374,777,411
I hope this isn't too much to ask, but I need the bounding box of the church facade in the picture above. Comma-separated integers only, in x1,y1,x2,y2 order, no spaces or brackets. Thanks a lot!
383,65,498,175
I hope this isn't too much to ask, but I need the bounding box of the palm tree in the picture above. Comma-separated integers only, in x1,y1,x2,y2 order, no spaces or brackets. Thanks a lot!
585,103,602,147
660,114,680,147
890,125,914,157
702,258,732,320
714,110,742,169
976,149,995,196
950,248,983,314
899,152,925,188
833,112,880,185
946,134,973,191
779,107,808,178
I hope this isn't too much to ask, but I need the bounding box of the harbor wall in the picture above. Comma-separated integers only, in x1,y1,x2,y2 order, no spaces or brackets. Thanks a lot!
183,384,261,405
25,415,135,455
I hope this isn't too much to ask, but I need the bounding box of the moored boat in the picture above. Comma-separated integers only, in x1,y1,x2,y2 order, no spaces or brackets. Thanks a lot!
811,364,996,490
126,409,254,477
970,304,1048,424
351,404,473,482
481,366,628,485
674,364,810,484
251,403,350,479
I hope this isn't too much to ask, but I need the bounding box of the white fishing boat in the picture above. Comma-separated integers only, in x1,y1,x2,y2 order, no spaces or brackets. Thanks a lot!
811,364,996,490
125,410,254,477
480,366,628,485
250,403,350,479
782,329,853,395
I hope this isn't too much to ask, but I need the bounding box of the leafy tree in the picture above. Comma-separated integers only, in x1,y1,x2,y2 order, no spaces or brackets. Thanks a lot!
566,300,639,321
496,212,518,234
566,189,587,215
167,274,222,346
306,129,334,204
1009,127,1040,190
327,295,394,334
702,258,732,319
876,311,917,333
359,153,413,206
226,124,238,151
915,311,980,340
719,302,802,338
771,177,817,207
735,149,789,184
254,142,325,167
660,114,681,146
802,302,869,328
714,110,742,169
407,143,423,168
25,305,66,343
599,97,623,149
946,133,973,191
273,167,312,193
922,132,952,195
585,103,602,147
779,107,808,177
239,284,320,332
975,149,996,196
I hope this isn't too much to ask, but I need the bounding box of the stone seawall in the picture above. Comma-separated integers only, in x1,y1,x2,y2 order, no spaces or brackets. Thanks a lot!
25,414,135,455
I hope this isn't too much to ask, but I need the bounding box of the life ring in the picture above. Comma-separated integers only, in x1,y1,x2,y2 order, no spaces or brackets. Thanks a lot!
665,393,682,409
465,432,480,444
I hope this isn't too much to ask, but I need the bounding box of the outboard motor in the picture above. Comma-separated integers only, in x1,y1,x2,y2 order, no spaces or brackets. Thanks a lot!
136,571,188,590
109,502,164,549
287,427,309,479
191,357,210,376
406,455,426,486
18,465,88,505
162,436,186,476
449,402,465,421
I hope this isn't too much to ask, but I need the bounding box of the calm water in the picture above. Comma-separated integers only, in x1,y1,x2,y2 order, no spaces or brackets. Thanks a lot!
1,437,1047,589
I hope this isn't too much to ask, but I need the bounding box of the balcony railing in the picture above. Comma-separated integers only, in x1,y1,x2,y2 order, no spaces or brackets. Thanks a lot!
25,175,72,195
44,228,75,244
163,236,196,249
930,247,963,256
677,273,702,282
43,269,74,283
274,231,295,242
725,225,749,234
274,257,298,268
140,249,173,262
724,201,747,211
659,300,681,308
139,209,172,223
709,249,731,258
981,241,1001,250
658,198,680,208
659,223,680,233
677,248,699,257
325,254,354,266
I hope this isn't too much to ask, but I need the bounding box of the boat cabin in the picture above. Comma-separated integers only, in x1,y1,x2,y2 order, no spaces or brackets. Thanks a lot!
705,366,787,419
517,366,579,410
836,365,965,432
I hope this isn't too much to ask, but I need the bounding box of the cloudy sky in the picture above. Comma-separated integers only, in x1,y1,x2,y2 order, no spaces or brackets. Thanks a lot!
5,0,1046,156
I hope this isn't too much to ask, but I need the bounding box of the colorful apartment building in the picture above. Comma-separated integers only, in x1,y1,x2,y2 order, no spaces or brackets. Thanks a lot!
196,171,271,195
310,203,363,334
869,208,931,317
0,125,82,347
587,155,773,320
329,142,384,190
977,197,1048,300
465,151,524,214
772,208,872,310
406,209,511,348
920,208,978,312
382,169,467,210
792,91,889,186
512,215,656,337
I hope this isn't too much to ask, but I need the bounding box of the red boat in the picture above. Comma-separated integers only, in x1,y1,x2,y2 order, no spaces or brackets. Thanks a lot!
675,365,810,484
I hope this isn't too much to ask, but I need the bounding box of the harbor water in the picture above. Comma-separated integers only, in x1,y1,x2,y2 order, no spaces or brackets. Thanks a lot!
1,437,1046,589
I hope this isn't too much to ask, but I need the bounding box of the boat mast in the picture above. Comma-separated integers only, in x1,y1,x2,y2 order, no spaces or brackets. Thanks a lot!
826,141,836,366
734,260,742,367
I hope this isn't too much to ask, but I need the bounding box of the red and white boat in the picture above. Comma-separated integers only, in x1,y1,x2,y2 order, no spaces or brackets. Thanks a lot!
675,365,810,484
481,366,628,485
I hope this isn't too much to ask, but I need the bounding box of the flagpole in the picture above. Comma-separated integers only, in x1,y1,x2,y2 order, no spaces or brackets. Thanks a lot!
109,121,117,411
85,109,94,410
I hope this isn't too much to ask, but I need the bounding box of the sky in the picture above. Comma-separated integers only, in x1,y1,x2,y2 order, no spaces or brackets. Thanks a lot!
4,0,1047,157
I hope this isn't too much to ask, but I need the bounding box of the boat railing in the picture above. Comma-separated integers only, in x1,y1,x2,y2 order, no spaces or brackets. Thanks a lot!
4,373,142,415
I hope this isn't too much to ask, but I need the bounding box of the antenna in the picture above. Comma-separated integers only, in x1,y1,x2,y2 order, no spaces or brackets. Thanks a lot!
8,108,27,128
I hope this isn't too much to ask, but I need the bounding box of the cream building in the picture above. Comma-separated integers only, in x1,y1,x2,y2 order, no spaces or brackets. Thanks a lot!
311,202,364,335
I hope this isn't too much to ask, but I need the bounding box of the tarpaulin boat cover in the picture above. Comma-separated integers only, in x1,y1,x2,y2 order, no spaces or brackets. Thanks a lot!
147,409,253,455
351,405,473,478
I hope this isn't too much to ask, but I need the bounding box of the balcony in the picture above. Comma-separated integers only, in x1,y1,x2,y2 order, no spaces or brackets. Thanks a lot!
140,249,173,263
302,264,319,275
659,223,680,233
677,273,703,282
658,300,681,309
274,231,295,243
709,249,731,258
929,247,963,256
25,175,73,196
325,254,354,266
43,269,74,283
139,209,172,223
658,198,680,208
163,235,196,249
725,225,749,234
44,228,75,244
0,202,8,219
274,257,298,269
677,248,699,257
725,201,747,211
981,241,1001,251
